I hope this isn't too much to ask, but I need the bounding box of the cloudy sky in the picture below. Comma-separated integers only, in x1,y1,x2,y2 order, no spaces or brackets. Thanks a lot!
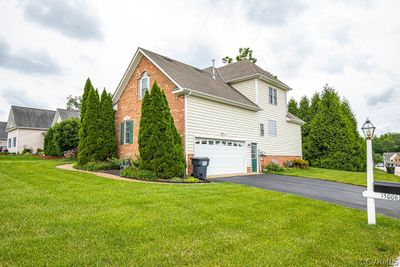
0,0,399,135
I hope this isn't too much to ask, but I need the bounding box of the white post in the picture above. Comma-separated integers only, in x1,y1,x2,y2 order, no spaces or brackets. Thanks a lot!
366,138,376,225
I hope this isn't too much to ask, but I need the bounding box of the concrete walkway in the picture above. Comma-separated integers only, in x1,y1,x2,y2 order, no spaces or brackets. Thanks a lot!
214,174,400,219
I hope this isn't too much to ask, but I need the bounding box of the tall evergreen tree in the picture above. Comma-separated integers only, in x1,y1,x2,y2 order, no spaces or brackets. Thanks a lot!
160,90,186,177
138,81,186,178
306,86,364,171
288,98,299,116
97,89,117,161
310,92,321,116
298,96,311,122
77,79,95,165
85,88,101,161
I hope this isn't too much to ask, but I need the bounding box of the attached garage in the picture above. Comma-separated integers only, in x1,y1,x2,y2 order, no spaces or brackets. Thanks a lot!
194,138,246,175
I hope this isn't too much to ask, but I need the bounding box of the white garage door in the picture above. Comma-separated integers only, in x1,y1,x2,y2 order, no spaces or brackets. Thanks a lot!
194,138,246,175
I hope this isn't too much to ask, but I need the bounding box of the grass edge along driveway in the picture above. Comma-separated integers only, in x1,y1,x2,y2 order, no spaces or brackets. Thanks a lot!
269,167,400,187
0,157,400,266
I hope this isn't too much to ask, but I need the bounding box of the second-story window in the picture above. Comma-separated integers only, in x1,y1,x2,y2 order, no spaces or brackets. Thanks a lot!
269,87,277,105
138,72,150,99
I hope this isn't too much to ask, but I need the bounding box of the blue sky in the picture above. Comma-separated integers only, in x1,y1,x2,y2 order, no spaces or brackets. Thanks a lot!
0,0,399,134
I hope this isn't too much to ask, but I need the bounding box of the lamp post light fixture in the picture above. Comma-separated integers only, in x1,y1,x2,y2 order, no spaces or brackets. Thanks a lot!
361,118,376,225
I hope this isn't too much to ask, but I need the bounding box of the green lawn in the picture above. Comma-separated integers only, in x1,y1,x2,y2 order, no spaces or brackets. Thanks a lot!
269,167,400,187
1,157,400,266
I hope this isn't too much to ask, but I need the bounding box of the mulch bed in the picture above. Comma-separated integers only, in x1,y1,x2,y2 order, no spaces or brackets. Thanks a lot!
100,169,209,183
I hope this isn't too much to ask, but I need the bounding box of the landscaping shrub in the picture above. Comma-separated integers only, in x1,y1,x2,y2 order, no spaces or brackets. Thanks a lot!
75,158,122,172
263,162,284,173
120,168,158,181
170,176,201,183
292,159,309,169
22,147,32,154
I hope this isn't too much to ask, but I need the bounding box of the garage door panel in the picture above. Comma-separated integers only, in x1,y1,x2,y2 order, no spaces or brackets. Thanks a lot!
194,138,245,175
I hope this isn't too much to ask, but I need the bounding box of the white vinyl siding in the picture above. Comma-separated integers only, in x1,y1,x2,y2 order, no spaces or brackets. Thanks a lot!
231,79,257,104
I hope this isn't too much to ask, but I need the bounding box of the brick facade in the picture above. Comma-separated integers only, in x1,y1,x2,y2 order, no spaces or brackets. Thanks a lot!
115,56,185,159
260,155,301,166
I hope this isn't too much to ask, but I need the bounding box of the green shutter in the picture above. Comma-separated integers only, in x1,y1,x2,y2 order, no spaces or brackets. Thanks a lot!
120,122,124,145
129,121,133,144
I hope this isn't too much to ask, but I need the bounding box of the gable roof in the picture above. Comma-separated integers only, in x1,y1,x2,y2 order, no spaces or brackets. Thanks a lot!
115,48,295,110
213,60,290,89
7,106,56,130
0,121,7,139
56,108,80,121
384,152,400,159
286,112,305,125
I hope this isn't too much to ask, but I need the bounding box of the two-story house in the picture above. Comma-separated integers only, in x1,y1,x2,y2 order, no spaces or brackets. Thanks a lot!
112,48,304,176
384,152,400,167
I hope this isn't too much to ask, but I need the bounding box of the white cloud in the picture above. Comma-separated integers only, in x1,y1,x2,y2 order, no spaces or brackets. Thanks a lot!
0,0,399,135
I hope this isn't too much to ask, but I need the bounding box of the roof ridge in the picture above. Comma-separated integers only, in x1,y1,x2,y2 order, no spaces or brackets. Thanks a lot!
12,105,55,113
56,108,80,112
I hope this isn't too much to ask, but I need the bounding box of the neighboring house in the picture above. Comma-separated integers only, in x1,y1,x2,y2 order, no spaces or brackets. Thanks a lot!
0,121,7,150
384,152,400,167
5,106,56,153
51,108,80,126
113,48,304,176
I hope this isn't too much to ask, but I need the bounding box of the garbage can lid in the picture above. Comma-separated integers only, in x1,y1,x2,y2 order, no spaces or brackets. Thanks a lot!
192,157,209,160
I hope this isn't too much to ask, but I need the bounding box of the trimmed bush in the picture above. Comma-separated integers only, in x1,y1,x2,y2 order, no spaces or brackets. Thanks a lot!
262,162,284,173
75,158,122,172
292,159,309,169
120,168,158,181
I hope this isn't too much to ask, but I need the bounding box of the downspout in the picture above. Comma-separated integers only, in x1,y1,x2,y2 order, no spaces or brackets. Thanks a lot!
184,90,192,175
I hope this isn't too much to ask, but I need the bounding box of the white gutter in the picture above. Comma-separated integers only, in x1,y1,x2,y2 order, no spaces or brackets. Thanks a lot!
226,74,292,91
173,88,261,111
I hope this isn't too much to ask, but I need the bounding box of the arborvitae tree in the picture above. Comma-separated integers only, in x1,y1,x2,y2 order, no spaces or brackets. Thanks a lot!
307,86,364,171
288,98,299,116
55,118,80,152
97,89,117,161
85,88,101,161
138,90,155,171
160,90,186,177
138,81,186,178
78,79,95,165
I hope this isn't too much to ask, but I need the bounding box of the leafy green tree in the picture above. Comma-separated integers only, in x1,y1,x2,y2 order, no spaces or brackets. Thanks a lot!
54,118,80,152
66,95,82,111
373,133,400,154
222,48,257,64
44,127,62,156
288,98,298,116
97,89,116,161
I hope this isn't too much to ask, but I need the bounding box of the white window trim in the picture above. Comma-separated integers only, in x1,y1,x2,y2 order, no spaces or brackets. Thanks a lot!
268,119,277,137
138,72,150,99
269,87,278,105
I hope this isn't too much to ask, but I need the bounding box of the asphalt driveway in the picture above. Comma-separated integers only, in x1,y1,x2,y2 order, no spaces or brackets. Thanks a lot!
214,174,400,219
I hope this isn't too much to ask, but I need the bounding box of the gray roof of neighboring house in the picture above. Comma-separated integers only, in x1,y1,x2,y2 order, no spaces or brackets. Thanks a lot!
140,48,258,108
0,121,7,139
383,152,400,159
8,106,56,130
56,108,80,121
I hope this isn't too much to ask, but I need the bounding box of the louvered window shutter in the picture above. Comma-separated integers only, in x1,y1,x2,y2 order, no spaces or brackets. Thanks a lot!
120,122,124,145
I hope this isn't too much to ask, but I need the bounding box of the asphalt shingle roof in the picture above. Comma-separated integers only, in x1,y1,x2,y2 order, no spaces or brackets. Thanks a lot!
0,121,7,139
56,108,80,121
10,106,56,129
140,48,258,108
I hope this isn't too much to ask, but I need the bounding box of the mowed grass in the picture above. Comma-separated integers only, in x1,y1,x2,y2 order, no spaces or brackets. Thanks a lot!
269,167,400,187
0,157,400,266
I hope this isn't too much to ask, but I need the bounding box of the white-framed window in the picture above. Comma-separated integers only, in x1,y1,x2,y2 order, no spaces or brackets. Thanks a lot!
268,120,277,136
8,138,11,148
120,120,134,145
138,72,150,99
12,137,16,147
260,123,264,136
269,87,277,105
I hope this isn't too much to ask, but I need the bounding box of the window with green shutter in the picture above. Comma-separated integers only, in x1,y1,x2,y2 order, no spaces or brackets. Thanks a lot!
120,122,124,145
